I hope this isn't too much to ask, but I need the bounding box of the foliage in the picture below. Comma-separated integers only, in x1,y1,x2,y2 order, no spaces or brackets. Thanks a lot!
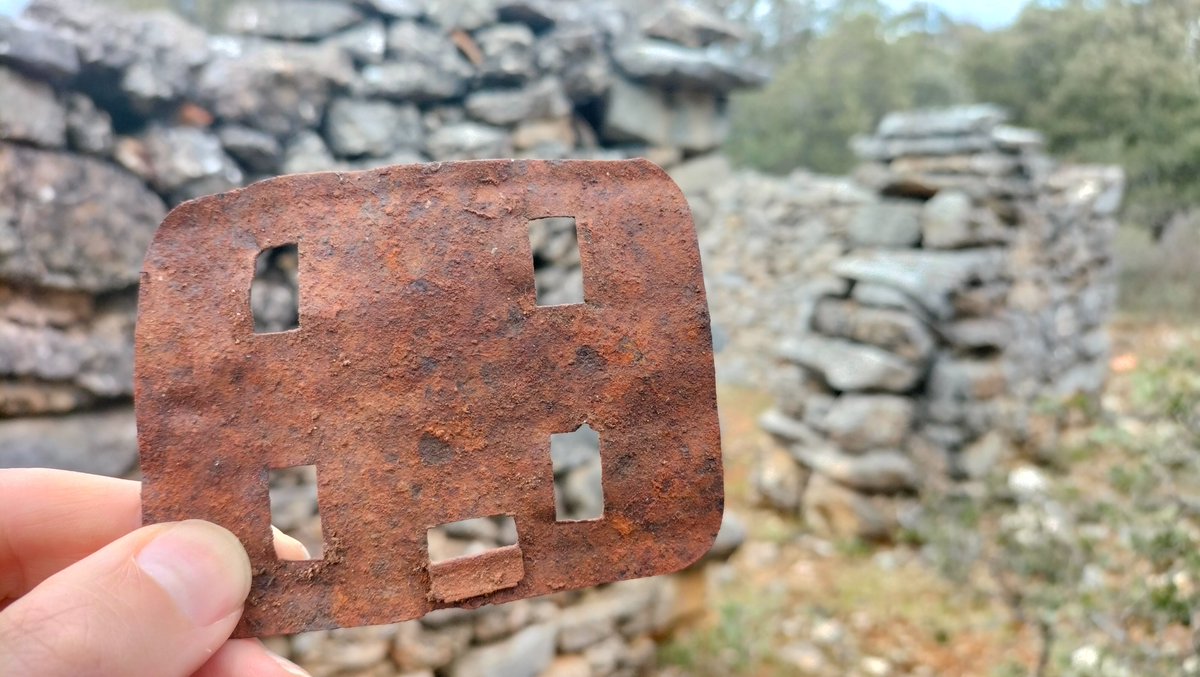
724,0,1200,231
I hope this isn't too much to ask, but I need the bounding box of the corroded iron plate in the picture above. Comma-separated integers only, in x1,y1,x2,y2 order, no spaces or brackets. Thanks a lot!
135,159,723,637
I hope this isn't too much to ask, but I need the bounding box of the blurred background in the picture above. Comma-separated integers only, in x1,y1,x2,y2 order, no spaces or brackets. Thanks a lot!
0,0,1198,675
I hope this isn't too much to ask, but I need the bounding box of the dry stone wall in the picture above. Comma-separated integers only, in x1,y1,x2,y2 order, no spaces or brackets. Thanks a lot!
0,1,757,675
692,106,1124,539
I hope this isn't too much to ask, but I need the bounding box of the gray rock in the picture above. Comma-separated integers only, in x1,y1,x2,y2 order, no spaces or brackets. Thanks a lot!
705,509,746,561
475,23,537,83
849,200,922,248
820,395,914,454
282,130,341,174
812,299,935,363
792,447,919,493
218,125,282,173
64,94,113,156
325,98,422,158
0,407,138,477
0,15,80,80
536,25,611,100
325,19,387,65
550,422,599,476
803,474,893,540
357,0,423,18
425,122,512,161
114,125,243,200
753,447,807,512
779,336,923,393
496,0,558,30
613,39,768,92
759,408,823,446
921,190,972,248
448,623,557,677
560,458,603,521
198,40,354,137
877,104,1008,139
0,68,66,148
830,249,1007,320
224,0,364,40
426,0,498,31
957,431,1014,480
603,77,725,152
359,21,474,102
393,620,473,672
851,134,996,162
640,2,745,48
668,153,732,196
926,357,1007,412
851,283,928,318
0,301,135,402
943,317,1013,350
466,78,570,127
28,1,209,113
0,143,166,292
991,124,1044,152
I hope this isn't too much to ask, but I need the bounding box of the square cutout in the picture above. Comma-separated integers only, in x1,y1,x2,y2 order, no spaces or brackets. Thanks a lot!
426,515,524,603
528,217,584,306
551,424,603,522
268,465,323,560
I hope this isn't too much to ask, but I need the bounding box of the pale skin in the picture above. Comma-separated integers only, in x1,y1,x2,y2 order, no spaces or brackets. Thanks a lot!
0,468,312,677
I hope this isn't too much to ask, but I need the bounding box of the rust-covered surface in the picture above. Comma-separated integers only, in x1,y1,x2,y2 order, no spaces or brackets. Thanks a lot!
135,159,723,637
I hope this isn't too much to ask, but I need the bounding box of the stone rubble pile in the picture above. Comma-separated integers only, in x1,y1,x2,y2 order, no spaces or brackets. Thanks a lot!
0,1,757,674
694,106,1123,538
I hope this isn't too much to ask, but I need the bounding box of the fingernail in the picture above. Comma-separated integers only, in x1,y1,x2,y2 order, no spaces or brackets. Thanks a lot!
136,520,252,627
268,650,312,677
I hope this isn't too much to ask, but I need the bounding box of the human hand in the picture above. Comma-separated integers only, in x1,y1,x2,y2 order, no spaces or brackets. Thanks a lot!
0,468,311,676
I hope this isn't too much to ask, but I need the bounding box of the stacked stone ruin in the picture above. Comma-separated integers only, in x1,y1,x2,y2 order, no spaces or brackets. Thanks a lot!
0,0,756,675
729,105,1125,538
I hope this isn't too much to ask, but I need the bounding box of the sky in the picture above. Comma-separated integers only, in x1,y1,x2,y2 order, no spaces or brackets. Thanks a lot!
886,0,1027,28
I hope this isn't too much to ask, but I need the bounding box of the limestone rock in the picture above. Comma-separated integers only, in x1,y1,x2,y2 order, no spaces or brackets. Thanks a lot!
64,94,113,156
779,336,923,393
705,509,747,561
613,39,768,92
359,22,474,102
0,67,66,148
392,621,472,672
282,130,341,174
426,122,512,161
640,2,745,48
812,299,936,363
475,23,537,84
28,0,209,113
849,200,922,248
602,77,725,152
753,446,807,512
218,125,282,174
0,15,80,80
326,19,387,65
803,474,893,540
115,125,243,201
830,248,1007,320
0,143,166,292
819,395,914,454
535,26,611,100
466,78,570,127
877,104,1008,139
957,431,1014,480
496,0,558,30
225,0,364,40
325,98,422,158
426,0,499,31
197,41,354,137
0,407,137,477
792,447,919,493
759,408,822,446
448,623,557,677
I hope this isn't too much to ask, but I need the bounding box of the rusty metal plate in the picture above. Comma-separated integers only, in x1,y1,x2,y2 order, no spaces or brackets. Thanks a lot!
135,159,723,637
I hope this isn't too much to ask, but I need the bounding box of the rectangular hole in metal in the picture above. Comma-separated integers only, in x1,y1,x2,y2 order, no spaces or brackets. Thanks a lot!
528,217,583,306
427,515,524,603
551,424,603,521
252,244,299,333
268,465,323,560
427,515,518,565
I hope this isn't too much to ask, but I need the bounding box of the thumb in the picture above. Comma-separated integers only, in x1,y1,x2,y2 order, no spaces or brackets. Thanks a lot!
0,520,251,677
